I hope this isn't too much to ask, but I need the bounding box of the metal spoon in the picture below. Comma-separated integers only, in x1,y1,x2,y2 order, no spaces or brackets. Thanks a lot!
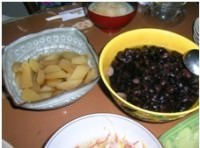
183,49,199,76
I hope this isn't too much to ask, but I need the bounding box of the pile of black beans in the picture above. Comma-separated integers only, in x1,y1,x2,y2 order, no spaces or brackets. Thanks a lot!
109,46,199,112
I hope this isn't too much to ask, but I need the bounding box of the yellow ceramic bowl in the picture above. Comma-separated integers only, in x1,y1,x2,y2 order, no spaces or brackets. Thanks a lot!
99,28,199,122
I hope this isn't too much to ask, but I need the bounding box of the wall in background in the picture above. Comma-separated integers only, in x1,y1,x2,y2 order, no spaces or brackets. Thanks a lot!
2,2,29,17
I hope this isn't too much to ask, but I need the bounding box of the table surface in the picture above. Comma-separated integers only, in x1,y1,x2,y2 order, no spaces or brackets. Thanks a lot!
2,3,199,148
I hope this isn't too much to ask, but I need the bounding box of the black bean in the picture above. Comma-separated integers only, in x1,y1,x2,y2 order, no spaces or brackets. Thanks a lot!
177,82,184,88
132,78,140,84
109,46,199,112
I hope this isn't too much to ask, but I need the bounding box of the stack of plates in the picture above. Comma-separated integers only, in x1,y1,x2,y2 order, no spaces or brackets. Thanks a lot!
193,17,199,44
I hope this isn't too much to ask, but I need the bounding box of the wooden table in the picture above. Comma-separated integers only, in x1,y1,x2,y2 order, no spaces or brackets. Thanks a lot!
2,3,199,148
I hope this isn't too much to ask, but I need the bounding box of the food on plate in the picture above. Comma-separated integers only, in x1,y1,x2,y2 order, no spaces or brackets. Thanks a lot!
88,2,134,17
12,51,98,102
108,46,199,112
76,133,145,148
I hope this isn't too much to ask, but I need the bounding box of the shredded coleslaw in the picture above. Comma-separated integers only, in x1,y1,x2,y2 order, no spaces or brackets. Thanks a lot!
76,133,145,148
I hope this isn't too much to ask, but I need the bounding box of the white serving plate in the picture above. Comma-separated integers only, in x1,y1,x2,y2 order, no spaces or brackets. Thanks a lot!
45,113,162,148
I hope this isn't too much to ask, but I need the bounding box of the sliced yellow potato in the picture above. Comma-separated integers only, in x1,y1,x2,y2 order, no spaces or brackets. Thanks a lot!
40,59,59,66
59,58,71,64
12,51,97,102
83,68,98,84
56,79,82,90
71,55,88,64
40,85,55,92
29,59,40,72
39,91,53,100
59,62,76,74
68,64,90,80
46,79,63,87
43,65,61,73
45,70,68,79
36,69,45,85
21,62,33,89
32,75,41,92
15,72,22,88
21,88,41,101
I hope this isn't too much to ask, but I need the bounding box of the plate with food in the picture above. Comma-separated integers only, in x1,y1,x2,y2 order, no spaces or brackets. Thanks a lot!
2,27,99,110
45,113,162,148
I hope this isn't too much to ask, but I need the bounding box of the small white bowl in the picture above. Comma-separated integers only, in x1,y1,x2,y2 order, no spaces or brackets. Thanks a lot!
45,113,162,148
3,27,99,110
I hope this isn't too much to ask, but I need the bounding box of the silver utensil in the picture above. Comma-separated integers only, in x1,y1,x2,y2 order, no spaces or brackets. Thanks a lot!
183,49,199,76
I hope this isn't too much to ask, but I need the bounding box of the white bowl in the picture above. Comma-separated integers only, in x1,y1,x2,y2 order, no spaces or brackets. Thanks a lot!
45,113,162,148
3,27,99,110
